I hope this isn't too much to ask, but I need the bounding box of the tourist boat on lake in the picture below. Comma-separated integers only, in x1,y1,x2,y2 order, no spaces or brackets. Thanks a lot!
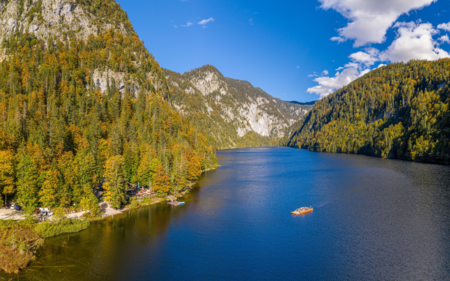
291,207,313,215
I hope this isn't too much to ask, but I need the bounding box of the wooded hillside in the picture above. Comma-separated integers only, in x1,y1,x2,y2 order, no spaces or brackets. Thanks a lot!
0,0,218,210
286,59,450,164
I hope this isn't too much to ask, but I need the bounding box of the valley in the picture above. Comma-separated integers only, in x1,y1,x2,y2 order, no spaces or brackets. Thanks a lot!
1,0,450,279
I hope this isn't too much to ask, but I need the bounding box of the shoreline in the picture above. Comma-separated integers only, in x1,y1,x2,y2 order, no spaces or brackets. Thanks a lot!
0,165,218,275
97,175,203,219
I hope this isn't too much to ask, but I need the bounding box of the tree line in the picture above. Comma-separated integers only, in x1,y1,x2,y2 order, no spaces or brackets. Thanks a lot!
286,59,450,164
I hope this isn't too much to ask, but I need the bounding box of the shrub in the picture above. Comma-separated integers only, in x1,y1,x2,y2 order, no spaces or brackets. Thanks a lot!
0,221,40,274
35,219,90,238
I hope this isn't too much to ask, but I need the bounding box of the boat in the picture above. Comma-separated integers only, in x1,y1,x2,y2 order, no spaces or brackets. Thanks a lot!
291,206,313,215
178,202,185,205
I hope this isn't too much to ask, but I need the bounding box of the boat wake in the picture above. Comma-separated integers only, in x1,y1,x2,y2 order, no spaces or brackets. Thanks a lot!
316,180,369,209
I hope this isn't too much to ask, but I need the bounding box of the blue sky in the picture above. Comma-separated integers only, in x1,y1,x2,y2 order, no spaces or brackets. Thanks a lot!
117,0,450,102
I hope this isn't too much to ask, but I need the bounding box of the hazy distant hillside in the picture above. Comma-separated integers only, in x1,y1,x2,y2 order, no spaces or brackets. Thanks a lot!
165,65,313,149
288,100,317,106
286,59,450,164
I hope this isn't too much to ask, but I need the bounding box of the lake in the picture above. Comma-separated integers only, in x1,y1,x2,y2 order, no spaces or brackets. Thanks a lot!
2,147,450,280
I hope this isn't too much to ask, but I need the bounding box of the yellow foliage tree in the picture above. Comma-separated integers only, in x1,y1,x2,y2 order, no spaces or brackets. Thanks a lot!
0,150,15,206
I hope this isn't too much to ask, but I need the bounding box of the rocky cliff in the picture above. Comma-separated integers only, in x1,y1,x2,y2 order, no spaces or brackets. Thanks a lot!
165,65,312,148
0,0,166,97
0,0,311,150
1,0,124,49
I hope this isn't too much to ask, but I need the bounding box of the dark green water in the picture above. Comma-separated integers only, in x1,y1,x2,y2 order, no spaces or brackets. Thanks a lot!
2,147,450,280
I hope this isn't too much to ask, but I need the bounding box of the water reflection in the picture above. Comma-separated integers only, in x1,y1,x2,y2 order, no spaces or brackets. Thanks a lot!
2,147,450,280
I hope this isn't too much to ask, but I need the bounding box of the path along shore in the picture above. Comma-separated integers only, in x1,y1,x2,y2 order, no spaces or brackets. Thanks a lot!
0,193,182,222
0,167,214,222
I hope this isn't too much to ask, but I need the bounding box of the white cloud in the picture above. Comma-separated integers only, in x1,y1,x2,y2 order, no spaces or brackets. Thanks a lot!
348,49,379,67
344,62,360,69
437,22,450,31
307,21,450,98
331,36,345,43
198,18,215,26
439,35,450,43
358,69,371,77
182,21,193,27
320,0,436,46
379,22,450,63
308,70,330,78
307,68,360,98
307,49,380,98
297,66,300,68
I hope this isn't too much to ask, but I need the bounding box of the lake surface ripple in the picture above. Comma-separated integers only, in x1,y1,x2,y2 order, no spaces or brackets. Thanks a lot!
3,147,450,280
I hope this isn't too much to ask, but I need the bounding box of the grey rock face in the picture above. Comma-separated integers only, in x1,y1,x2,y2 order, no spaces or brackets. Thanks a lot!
28,25,40,32
165,66,313,142
55,3,75,16
54,4,64,15
0,0,128,52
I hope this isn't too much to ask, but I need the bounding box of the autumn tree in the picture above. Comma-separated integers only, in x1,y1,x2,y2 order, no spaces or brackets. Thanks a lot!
152,164,171,196
0,150,15,206
185,149,201,181
103,155,126,209
38,165,59,208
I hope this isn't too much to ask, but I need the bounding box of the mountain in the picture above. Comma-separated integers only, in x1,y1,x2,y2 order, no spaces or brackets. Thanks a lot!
164,65,313,149
287,100,316,106
285,59,450,164
0,0,218,212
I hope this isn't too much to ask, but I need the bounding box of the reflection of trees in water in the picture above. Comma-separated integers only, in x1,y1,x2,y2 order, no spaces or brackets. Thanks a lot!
9,176,209,281
12,202,185,281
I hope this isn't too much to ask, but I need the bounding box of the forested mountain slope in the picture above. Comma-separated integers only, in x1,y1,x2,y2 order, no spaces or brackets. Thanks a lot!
0,0,218,210
165,65,312,149
286,59,450,164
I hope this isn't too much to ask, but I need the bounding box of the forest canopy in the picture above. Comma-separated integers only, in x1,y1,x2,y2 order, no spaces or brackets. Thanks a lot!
0,30,217,210
286,59,450,165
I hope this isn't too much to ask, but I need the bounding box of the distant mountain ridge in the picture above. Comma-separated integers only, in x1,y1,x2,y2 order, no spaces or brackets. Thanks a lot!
287,100,317,106
165,65,313,148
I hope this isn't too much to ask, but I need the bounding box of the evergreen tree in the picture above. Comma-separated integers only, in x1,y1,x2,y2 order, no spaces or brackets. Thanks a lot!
38,166,59,208
16,152,39,209
80,184,101,216
103,155,126,209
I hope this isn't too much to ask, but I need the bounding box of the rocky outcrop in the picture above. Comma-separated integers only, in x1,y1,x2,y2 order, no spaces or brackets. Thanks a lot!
0,0,170,102
189,70,227,96
0,0,129,56
164,65,313,148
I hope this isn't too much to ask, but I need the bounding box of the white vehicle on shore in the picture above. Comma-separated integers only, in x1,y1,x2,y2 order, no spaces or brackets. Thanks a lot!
10,203,20,210
39,208,54,216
